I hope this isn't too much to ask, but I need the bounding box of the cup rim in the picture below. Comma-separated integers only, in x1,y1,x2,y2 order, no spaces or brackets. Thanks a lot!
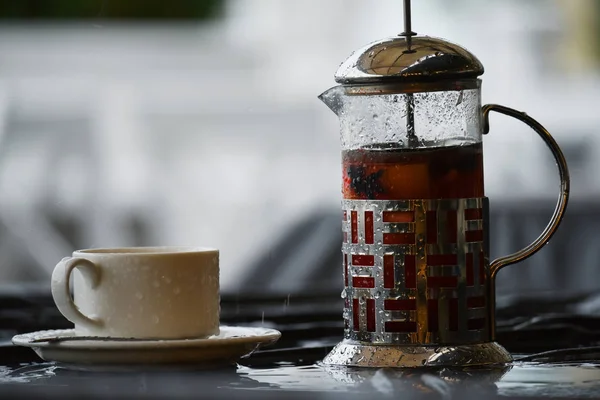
73,246,218,256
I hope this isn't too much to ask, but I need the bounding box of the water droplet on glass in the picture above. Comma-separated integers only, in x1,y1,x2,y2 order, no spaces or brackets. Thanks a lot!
135,292,144,300
153,280,160,288
173,287,181,295
152,315,160,324
340,288,347,299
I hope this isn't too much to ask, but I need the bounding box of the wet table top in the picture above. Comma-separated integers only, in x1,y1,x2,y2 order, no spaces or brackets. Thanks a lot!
1,287,600,398
0,358,600,399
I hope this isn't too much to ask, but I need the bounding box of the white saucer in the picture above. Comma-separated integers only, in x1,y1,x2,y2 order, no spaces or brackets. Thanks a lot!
12,326,281,366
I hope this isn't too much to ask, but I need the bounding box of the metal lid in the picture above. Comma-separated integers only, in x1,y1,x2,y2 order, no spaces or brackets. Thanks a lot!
334,35,484,85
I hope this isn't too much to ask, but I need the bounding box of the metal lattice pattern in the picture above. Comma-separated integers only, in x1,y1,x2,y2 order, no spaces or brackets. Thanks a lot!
341,198,490,345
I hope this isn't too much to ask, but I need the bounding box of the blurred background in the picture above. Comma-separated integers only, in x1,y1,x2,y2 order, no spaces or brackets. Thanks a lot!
0,0,598,296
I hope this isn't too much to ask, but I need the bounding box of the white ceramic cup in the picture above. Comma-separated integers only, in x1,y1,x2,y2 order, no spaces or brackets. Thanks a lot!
51,247,220,339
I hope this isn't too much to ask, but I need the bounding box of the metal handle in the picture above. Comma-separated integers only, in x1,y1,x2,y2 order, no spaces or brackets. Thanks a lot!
482,104,570,279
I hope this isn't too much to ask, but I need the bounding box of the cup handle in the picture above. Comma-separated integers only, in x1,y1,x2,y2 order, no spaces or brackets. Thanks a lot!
482,104,571,279
51,257,103,328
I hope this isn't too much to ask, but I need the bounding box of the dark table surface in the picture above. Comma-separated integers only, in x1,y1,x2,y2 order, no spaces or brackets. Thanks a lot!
0,284,600,399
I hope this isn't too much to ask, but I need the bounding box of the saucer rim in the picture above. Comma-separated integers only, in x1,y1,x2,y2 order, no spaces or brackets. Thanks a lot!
12,325,281,350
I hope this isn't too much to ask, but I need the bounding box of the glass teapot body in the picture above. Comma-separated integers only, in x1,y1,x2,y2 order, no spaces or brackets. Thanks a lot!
321,82,484,201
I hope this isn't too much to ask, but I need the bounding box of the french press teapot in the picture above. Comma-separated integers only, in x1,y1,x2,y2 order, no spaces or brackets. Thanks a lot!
319,1,570,368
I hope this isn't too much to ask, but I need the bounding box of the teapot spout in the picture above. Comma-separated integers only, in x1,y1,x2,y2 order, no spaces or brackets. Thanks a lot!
318,86,345,116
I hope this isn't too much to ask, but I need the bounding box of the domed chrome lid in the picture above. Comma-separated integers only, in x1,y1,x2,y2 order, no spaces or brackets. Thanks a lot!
334,0,483,86
334,35,484,85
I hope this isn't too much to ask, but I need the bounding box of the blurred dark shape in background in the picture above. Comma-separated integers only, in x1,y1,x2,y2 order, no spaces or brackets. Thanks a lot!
0,0,223,21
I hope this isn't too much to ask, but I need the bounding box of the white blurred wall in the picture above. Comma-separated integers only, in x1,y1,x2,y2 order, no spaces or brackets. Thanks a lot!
0,0,598,290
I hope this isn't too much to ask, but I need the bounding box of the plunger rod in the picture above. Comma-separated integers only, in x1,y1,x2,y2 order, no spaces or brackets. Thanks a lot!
402,0,418,146
403,0,415,51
